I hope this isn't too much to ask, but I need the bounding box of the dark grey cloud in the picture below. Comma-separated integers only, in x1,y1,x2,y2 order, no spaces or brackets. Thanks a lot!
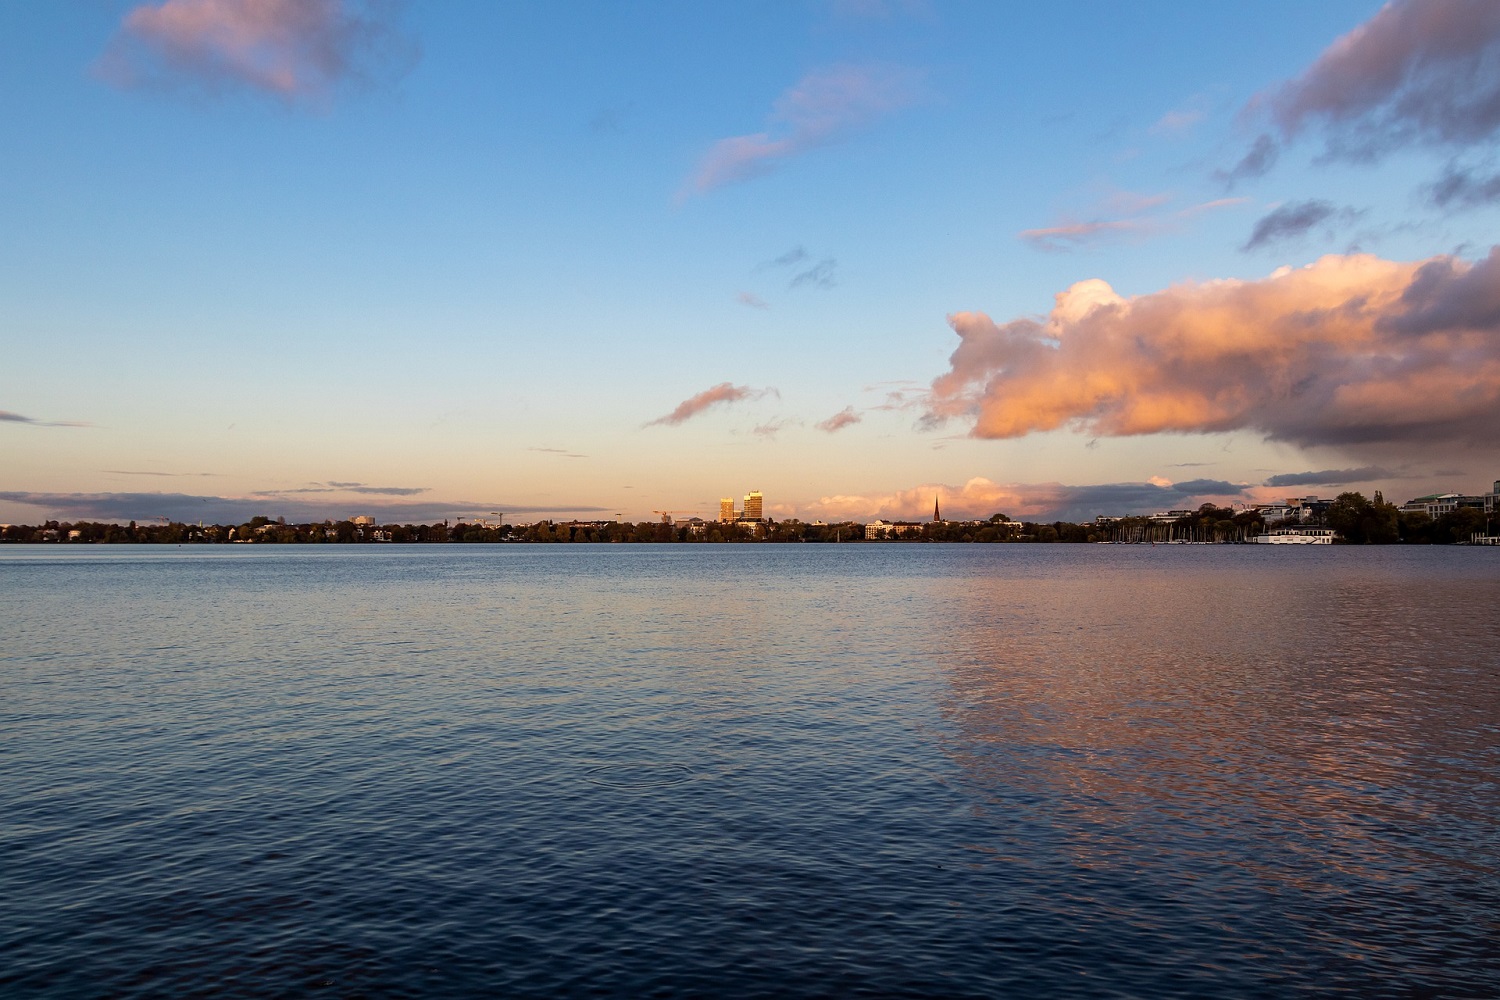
763,246,809,269
1,409,89,428
253,483,429,496
1381,244,1500,335
1242,200,1356,250
789,258,838,289
1031,480,1247,523
0,491,609,525
1264,467,1395,488
1427,163,1500,208
1216,134,1279,186
759,246,838,289
1226,0,1500,179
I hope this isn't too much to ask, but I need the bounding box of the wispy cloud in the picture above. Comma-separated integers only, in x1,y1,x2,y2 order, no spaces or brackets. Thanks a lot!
252,482,429,496
761,245,838,289
646,382,778,427
790,258,838,289
1019,194,1246,252
1242,200,1362,251
0,491,609,524
97,0,417,103
103,469,221,477
1149,102,1207,137
683,64,922,196
816,406,863,433
1263,467,1396,488
925,247,1500,461
1427,163,1500,208
528,447,587,459
736,291,769,310
1,409,91,428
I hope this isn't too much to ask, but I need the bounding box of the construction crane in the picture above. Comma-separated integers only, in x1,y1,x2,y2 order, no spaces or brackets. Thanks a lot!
652,510,701,524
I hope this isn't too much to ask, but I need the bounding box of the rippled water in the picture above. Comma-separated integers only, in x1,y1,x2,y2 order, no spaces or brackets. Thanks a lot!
3,545,1498,998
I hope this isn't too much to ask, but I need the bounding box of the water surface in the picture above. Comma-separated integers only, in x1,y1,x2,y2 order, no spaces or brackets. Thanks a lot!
3,545,1497,997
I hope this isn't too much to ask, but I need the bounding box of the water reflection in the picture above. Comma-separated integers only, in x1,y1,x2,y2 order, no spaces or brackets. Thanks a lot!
931,548,1500,989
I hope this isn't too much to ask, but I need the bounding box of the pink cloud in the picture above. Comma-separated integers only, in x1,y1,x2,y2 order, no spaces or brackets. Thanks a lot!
1241,0,1500,163
815,406,863,433
685,64,922,196
1019,195,1246,252
809,477,1248,523
99,0,414,101
647,382,777,427
924,247,1500,458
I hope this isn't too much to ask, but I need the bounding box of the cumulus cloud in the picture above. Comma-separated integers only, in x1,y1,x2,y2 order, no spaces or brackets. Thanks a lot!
925,247,1500,454
98,0,416,102
0,491,608,524
1242,200,1362,250
684,64,922,196
1263,467,1395,488
646,382,778,427
809,476,1248,524
1231,0,1500,170
816,406,862,433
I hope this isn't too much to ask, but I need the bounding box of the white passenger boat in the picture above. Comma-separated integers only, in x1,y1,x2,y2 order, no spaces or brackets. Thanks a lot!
1253,528,1336,544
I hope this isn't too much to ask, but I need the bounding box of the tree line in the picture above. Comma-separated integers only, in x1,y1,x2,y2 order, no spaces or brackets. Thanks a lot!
1,493,1490,544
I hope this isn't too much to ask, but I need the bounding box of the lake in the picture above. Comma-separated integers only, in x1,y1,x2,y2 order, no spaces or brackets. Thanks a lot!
3,544,1497,997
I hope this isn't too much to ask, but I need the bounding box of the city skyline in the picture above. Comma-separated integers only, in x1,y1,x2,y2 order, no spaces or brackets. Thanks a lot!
4,1,1500,526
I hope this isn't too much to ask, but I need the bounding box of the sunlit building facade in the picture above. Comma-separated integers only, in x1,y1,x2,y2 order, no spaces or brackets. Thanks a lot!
742,491,763,522
720,498,735,522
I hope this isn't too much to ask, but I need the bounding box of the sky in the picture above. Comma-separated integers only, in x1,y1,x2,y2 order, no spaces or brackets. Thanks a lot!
3,0,1500,525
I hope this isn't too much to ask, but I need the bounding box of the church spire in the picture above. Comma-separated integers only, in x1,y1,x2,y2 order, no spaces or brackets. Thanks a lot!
933,495,941,522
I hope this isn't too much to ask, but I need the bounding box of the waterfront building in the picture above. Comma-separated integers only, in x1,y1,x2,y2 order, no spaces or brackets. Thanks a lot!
720,498,735,522
742,491,763,522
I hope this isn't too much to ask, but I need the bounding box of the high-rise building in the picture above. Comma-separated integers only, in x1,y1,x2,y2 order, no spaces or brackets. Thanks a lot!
720,498,735,522
743,490,763,521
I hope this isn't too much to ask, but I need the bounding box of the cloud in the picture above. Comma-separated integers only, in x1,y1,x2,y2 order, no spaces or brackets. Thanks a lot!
808,476,1248,524
646,382,777,427
1149,104,1207,137
1242,200,1361,250
1216,134,1280,186
1263,467,1396,488
103,470,221,479
0,491,609,524
924,247,1500,454
527,447,587,459
98,0,416,102
1230,0,1500,170
1,409,90,428
763,246,809,269
736,291,769,310
751,420,787,438
761,245,838,289
789,258,838,289
252,482,429,496
684,64,922,195
1427,163,1500,208
816,406,863,433
1019,195,1245,252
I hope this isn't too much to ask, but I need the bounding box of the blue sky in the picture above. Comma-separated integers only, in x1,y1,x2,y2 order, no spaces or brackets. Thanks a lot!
4,0,1499,524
